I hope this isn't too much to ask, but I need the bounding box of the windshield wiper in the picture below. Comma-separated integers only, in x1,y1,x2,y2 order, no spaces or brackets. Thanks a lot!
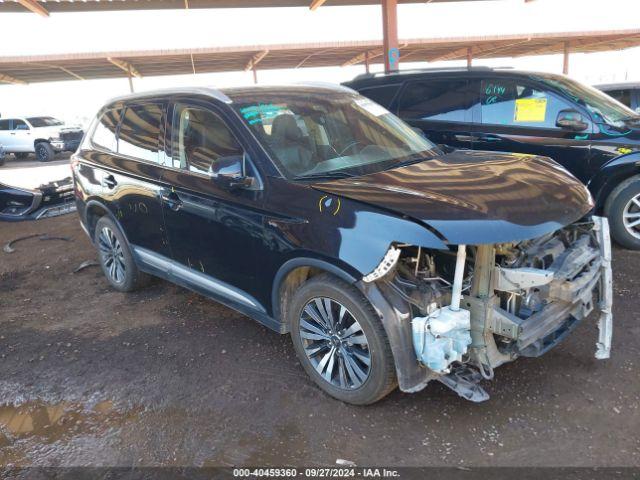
293,171,354,181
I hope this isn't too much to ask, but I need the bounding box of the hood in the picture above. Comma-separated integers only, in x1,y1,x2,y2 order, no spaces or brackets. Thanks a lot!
311,150,593,245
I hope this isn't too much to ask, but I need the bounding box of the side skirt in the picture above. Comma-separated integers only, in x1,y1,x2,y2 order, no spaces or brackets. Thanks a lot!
131,246,284,334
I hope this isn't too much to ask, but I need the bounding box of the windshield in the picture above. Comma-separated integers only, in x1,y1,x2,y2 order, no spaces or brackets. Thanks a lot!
229,88,438,179
27,117,64,128
535,74,638,127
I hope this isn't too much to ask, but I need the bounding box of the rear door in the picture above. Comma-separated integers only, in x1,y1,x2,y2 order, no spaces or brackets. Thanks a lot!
159,100,265,303
472,76,594,183
97,102,171,258
395,77,478,150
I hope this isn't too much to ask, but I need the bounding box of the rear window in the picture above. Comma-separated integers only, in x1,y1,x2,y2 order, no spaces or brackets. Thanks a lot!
118,103,164,163
398,79,475,123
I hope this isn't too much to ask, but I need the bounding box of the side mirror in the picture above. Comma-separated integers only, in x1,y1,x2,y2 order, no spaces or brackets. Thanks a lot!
209,154,253,190
556,109,589,132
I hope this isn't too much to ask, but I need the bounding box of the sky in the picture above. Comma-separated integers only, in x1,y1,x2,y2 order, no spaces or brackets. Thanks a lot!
0,0,638,125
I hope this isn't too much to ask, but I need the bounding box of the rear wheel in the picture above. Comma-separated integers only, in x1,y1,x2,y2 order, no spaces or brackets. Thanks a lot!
289,274,396,405
606,176,640,250
35,142,54,162
94,216,151,292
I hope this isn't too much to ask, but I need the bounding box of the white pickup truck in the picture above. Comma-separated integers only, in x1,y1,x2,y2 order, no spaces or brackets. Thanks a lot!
0,116,83,162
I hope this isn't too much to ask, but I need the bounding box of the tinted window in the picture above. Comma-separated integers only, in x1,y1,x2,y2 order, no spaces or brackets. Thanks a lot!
398,79,474,123
92,109,121,152
359,84,401,109
27,117,64,127
604,89,631,108
480,78,574,129
13,120,29,130
172,104,243,175
118,104,164,163
0,120,10,131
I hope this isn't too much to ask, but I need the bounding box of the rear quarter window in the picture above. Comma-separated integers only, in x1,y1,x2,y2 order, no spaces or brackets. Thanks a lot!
92,109,122,153
358,84,402,109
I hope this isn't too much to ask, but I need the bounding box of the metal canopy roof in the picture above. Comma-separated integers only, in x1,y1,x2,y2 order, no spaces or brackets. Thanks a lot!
0,0,491,14
1,30,639,84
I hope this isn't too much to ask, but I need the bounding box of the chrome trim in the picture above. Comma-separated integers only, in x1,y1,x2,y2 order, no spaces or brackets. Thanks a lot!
132,246,264,312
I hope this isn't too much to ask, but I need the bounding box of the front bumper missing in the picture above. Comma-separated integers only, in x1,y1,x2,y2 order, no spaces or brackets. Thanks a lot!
360,216,613,401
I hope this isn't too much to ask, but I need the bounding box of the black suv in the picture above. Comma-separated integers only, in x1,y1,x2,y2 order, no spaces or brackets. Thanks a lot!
72,85,612,405
345,68,640,249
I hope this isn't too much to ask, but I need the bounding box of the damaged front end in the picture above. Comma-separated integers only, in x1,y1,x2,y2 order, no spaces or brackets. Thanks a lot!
358,216,613,402
0,178,76,221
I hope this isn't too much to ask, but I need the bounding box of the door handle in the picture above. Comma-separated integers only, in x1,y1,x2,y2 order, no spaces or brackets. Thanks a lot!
477,134,502,142
9,132,16,135
161,190,183,212
102,175,117,189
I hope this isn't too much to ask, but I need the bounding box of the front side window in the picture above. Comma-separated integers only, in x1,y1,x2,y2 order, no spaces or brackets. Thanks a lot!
398,79,474,123
171,104,244,175
92,109,121,152
118,104,164,163
13,120,29,131
535,74,638,128
480,78,575,129
229,89,437,179
27,117,64,128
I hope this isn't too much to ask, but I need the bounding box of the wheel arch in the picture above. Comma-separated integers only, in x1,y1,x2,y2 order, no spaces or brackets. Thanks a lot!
589,153,640,214
33,138,50,148
272,256,359,332
84,199,129,244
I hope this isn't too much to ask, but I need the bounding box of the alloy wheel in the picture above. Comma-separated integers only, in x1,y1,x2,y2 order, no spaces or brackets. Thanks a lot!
623,194,640,240
298,297,371,390
36,146,47,161
97,227,126,283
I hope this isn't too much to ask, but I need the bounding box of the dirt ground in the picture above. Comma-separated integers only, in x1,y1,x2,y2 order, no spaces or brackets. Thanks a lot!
0,213,638,468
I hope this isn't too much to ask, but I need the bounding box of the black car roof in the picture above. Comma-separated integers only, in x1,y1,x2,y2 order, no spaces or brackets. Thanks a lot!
343,67,565,89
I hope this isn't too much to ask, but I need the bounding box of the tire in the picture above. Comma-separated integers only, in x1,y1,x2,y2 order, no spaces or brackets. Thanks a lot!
288,274,396,405
14,152,29,160
605,175,640,250
0,156,4,167
35,142,54,162
94,216,151,292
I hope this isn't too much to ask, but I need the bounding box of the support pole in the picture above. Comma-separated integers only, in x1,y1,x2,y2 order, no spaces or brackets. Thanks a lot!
467,47,473,68
127,65,134,93
563,41,570,75
365,51,370,74
382,0,399,73
252,65,258,84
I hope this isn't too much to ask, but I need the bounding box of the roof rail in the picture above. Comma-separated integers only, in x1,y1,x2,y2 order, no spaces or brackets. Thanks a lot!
350,66,516,82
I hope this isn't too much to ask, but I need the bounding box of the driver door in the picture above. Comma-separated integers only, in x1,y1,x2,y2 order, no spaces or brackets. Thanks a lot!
159,101,266,304
472,77,594,184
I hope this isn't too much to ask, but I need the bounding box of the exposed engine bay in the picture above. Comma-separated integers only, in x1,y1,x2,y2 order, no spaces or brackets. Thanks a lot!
362,216,613,402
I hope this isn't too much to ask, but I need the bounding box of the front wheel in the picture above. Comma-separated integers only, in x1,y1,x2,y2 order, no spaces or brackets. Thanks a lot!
606,175,640,250
288,274,396,405
35,142,54,162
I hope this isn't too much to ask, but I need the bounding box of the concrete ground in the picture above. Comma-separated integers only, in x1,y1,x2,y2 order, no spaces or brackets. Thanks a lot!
0,213,638,468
